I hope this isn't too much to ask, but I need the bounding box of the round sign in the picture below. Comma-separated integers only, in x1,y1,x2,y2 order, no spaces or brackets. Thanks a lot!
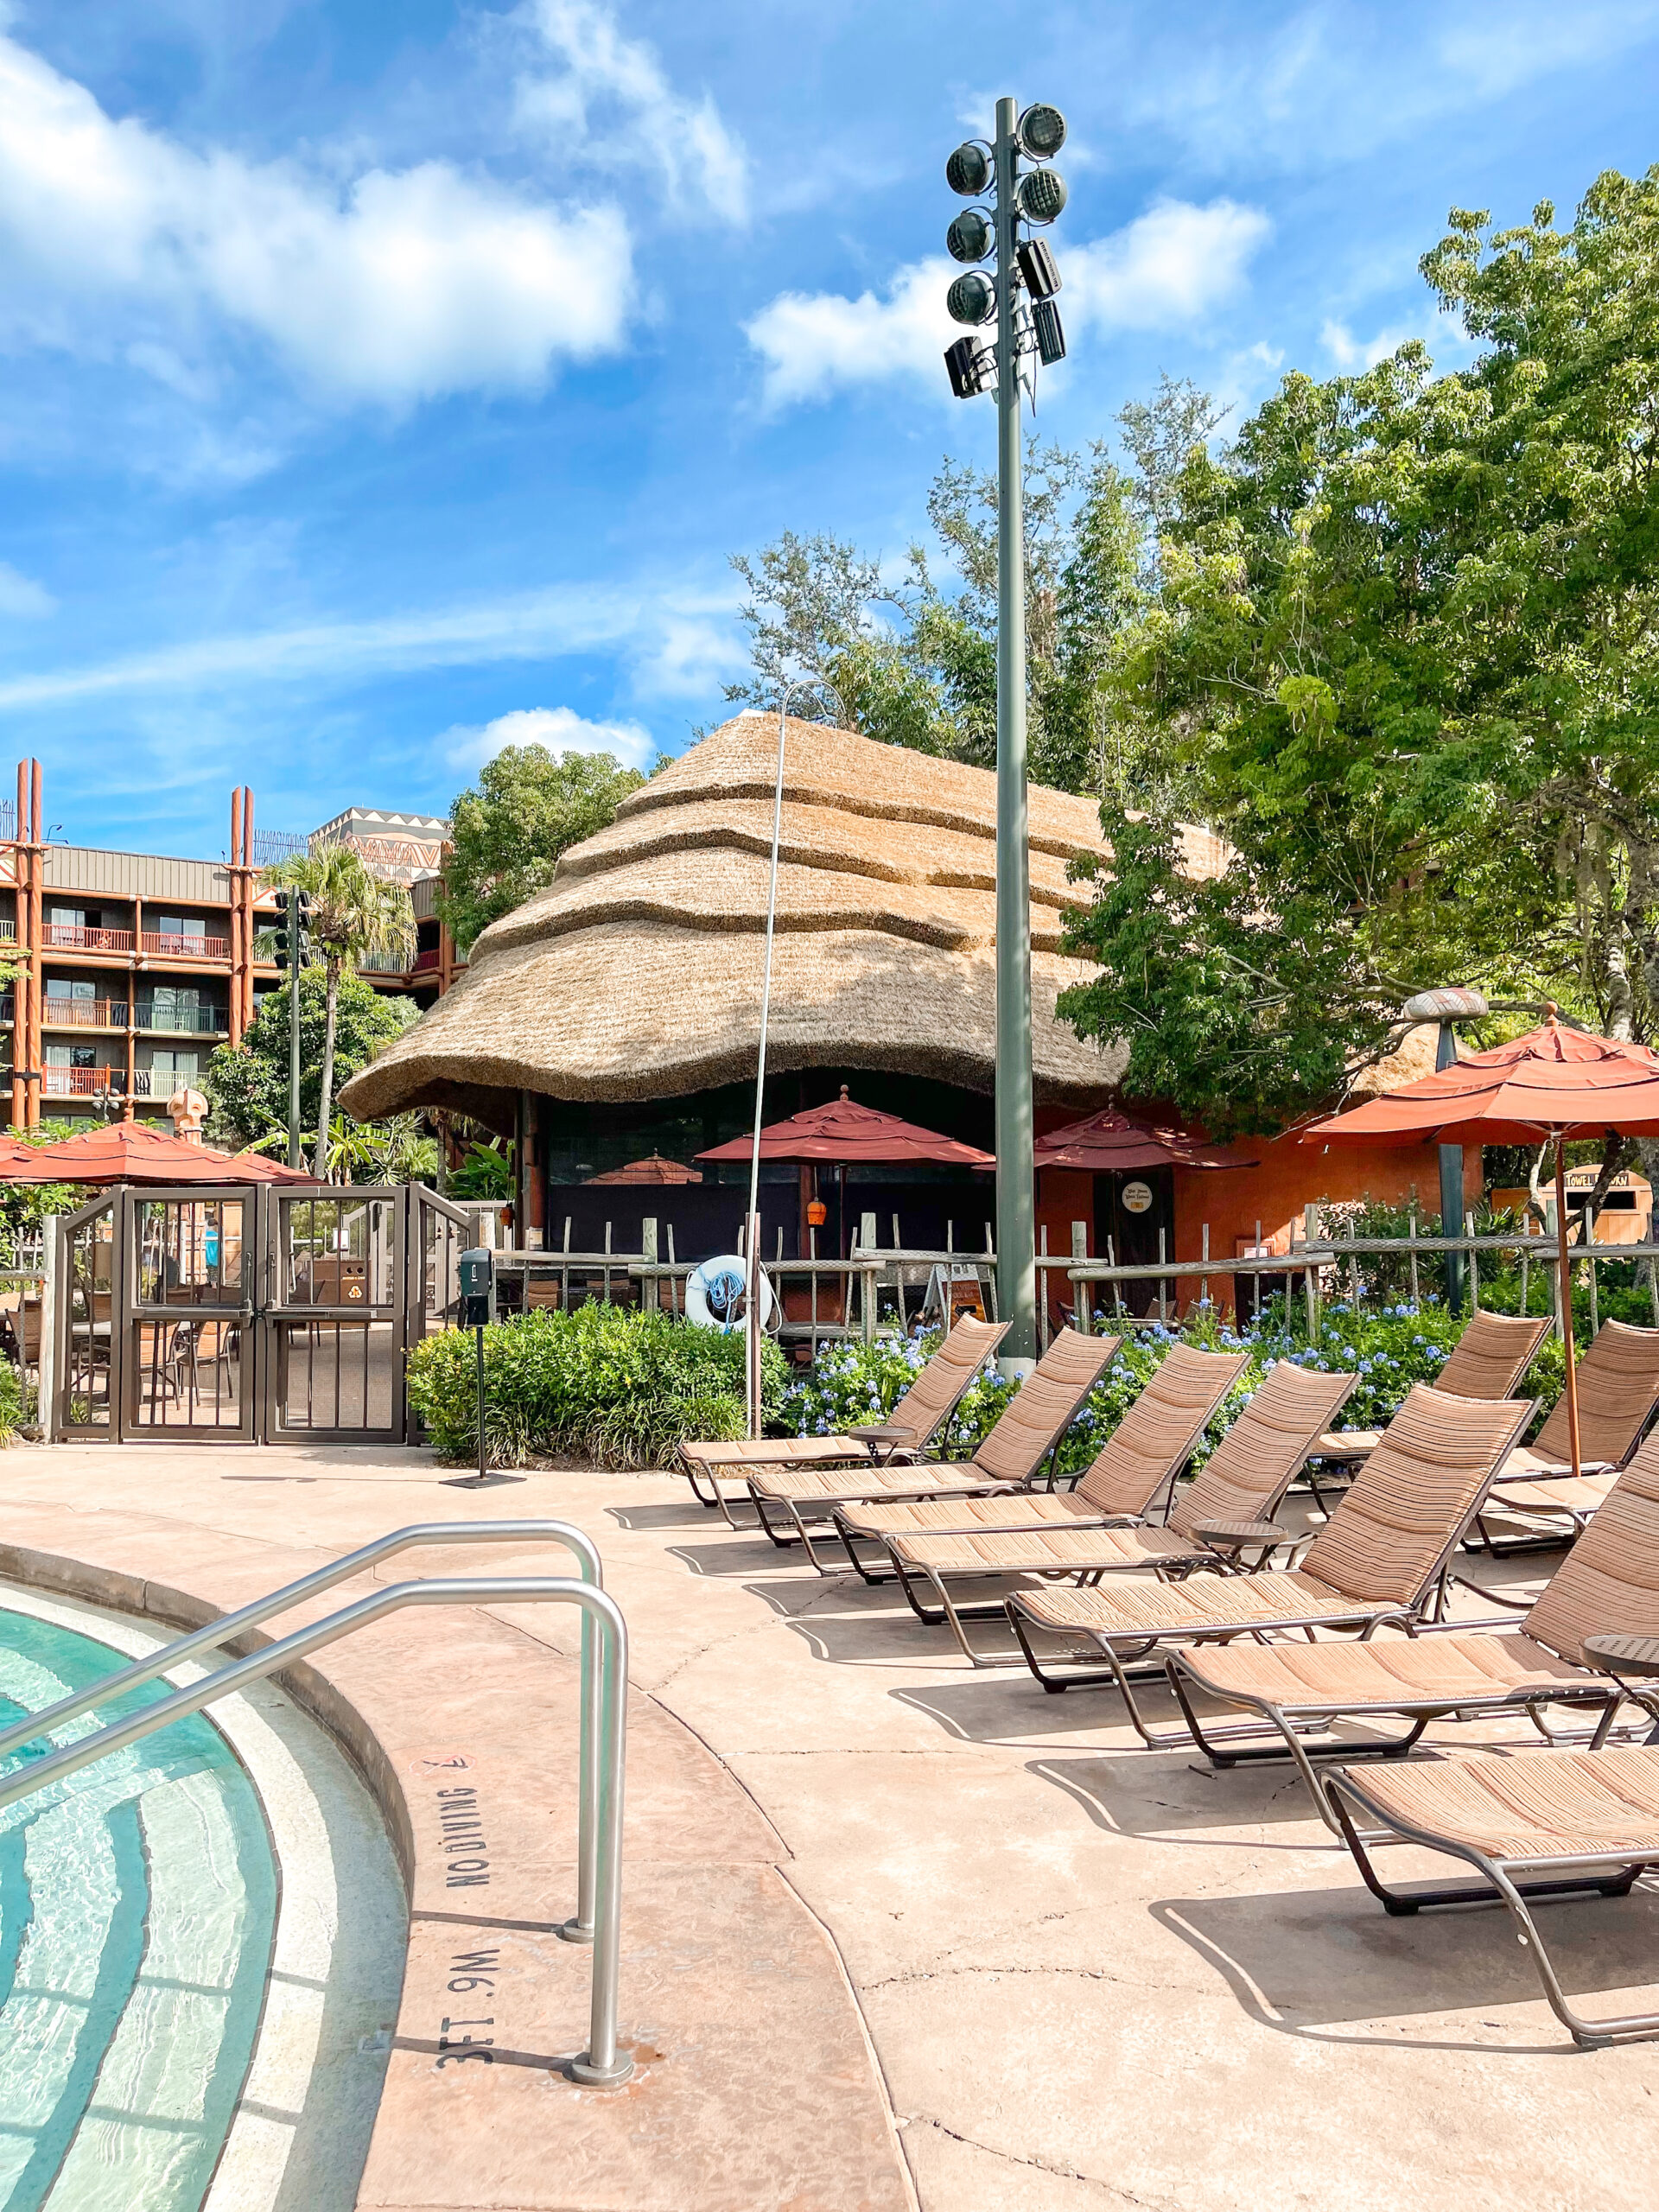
1121,1180,1154,1217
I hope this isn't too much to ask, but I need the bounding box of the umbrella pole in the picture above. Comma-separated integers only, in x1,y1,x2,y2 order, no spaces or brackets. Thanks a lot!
1554,1141,1582,1484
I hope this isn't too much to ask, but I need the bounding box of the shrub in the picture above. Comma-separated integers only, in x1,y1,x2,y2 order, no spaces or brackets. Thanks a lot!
405,1303,789,1469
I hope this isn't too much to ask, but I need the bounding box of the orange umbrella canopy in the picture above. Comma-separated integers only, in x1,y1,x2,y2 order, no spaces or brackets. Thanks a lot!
585,1153,703,1185
0,1122,321,1185
1305,1019,1659,1147
1034,1109,1256,1173
696,1085,993,1168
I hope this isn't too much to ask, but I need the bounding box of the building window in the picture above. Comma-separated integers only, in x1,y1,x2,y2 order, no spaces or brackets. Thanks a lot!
149,1049,200,1082
46,978,96,1001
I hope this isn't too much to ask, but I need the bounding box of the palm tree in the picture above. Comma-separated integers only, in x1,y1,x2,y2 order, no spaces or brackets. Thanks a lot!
262,844,416,1179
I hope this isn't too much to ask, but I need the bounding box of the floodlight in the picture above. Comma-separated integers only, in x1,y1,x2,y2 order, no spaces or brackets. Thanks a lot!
944,334,996,398
1015,168,1067,225
1017,104,1066,160
946,209,995,264
1016,237,1060,299
947,270,996,326
1032,297,1065,365
945,140,993,196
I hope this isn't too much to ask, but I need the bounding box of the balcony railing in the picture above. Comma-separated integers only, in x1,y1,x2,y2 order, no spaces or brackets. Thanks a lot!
134,1005,228,1034
43,924,135,953
0,919,14,942
42,999,128,1028
355,950,409,973
141,931,230,960
43,1067,153,1098
411,947,440,974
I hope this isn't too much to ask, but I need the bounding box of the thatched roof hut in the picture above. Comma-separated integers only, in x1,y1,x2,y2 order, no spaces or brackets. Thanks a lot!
340,715,1188,1127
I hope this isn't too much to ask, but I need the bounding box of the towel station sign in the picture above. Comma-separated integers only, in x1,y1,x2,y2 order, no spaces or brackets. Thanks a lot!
1120,1180,1154,1217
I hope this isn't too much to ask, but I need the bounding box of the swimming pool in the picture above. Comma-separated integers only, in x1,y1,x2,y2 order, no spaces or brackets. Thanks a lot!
0,1604,278,2212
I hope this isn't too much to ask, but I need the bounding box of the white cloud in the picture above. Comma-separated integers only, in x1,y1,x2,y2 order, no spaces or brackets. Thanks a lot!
1065,199,1270,329
746,198,1270,410
1320,310,1468,371
0,561,54,618
0,29,633,406
446,703,656,774
512,0,747,225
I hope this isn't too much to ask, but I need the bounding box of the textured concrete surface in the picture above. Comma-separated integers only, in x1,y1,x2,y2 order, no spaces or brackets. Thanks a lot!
6,1440,1659,2210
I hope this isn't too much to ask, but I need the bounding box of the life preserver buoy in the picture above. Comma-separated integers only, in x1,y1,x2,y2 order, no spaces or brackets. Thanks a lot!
685,1254,775,1332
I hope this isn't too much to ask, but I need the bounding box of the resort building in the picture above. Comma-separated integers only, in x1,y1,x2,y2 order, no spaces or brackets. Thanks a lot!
1,763,462,1127
340,713,1470,1294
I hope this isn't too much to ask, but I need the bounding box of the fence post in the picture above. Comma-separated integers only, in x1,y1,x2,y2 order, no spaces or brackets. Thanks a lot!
1347,1215,1360,1312
1546,1197,1563,1339
1586,1205,1599,1338
1465,1211,1480,1313
1157,1228,1167,1325
1408,1209,1421,1309
1304,1204,1320,1338
1200,1221,1210,1312
1038,1223,1050,1352
1070,1220,1088,1336
38,1216,57,1442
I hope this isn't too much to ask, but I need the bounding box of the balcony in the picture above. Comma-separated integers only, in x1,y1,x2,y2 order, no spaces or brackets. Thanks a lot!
42,999,128,1029
44,923,135,953
0,919,14,943
142,930,230,960
411,946,440,974
356,949,410,974
43,1067,153,1098
134,1004,228,1034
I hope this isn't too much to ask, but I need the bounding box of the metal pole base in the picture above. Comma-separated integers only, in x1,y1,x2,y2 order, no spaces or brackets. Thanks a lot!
569,2051,634,2087
557,1916,595,1946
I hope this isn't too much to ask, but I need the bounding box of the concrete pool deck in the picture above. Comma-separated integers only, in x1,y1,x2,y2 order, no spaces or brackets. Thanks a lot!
3,1439,1657,2211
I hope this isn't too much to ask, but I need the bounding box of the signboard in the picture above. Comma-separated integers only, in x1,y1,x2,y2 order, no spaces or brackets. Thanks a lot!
1120,1179,1154,1217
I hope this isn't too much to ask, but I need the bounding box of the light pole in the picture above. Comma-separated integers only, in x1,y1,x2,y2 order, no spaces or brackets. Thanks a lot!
944,100,1068,1372
1401,986,1489,1312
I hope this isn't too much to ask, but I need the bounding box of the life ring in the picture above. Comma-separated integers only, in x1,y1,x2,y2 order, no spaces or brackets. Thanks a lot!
685,1254,775,1332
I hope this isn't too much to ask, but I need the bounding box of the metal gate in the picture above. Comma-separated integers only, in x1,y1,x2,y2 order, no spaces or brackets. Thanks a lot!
52,1181,479,1446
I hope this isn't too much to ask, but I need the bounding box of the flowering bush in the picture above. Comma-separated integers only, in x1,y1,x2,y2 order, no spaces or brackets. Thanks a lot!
784,1298,1562,1469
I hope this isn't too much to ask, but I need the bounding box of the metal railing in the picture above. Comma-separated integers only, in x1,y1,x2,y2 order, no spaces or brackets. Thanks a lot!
0,1548,634,2086
133,1003,229,1033
1056,1209,1659,1341
42,924,135,952
141,930,230,959
41,999,128,1028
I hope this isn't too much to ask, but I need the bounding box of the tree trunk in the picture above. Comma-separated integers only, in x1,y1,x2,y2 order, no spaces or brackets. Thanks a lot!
314,963,340,1181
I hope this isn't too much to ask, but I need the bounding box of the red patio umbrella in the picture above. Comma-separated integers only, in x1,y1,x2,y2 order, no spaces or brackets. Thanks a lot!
696,1085,994,1167
1033,1109,1256,1173
585,1153,703,1185
1305,1014,1659,1483
0,1121,321,1185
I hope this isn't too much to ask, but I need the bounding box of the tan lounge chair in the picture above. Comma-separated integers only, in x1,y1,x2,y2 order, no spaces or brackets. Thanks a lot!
1168,1436,1659,1827
679,1313,1008,1523
840,1345,1330,1602
1310,1308,1548,1480
1325,1745,1659,2048
1476,1317,1659,1554
879,1357,1351,1660
1002,1384,1533,1714
746,1326,1122,1570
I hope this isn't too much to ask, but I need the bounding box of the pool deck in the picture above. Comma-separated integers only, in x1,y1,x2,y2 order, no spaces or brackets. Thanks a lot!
4,1439,1659,2211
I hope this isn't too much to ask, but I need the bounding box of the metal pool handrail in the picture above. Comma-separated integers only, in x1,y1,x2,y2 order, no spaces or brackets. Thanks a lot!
0,1575,635,2087
0,1520,609,1948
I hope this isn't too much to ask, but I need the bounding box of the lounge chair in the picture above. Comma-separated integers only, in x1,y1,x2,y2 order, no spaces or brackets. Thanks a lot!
1307,1308,1548,1503
678,1313,1008,1523
836,1340,1290,1582
745,1325,1122,1570
1324,1745,1659,2047
1475,1317,1659,1553
1167,1436,1659,1827
1003,1384,1533,1713
872,1356,1350,1655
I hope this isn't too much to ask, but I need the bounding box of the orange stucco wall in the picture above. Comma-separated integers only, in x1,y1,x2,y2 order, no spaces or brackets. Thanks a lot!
1036,1134,1483,1319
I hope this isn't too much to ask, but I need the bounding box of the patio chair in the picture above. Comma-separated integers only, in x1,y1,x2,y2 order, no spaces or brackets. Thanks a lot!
875,1354,1353,1656
1001,1384,1533,1707
833,1339,1266,1583
746,1325,1122,1571
1324,1746,1659,2048
1166,1436,1659,1828
680,1314,1008,1524
1474,1318,1659,1553
1306,1309,1548,1506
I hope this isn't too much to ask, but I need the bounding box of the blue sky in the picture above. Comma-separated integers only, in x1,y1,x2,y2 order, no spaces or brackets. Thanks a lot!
1,0,1656,859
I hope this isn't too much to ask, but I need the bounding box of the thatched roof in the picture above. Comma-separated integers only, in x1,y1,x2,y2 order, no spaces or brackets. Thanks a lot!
340,715,1177,1124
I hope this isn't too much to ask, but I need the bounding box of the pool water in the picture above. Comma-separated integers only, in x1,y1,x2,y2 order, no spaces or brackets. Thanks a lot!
0,1607,277,2211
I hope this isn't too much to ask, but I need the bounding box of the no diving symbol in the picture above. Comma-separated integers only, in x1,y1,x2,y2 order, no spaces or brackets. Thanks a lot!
410,1751,475,1776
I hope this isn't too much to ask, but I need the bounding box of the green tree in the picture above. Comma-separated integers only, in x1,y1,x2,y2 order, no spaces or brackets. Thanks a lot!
207,969,419,1158
261,846,416,1176
1060,168,1659,1135
723,438,1162,801
441,744,645,952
